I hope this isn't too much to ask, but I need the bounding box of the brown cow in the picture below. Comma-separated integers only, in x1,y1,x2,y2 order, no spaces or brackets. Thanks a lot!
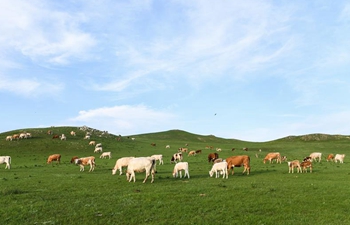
47,154,61,164
263,152,281,164
208,153,219,163
52,135,60,139
195,150,202,154
226,155,250,175
12,134,20,140
326,154,334,162
70,156,79,163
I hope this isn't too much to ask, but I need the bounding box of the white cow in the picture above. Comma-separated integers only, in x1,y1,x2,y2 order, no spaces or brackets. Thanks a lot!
100,152,112,159
112,157,135,175
165,145,170,149
150,154,163,165
94,147,103,153
0,156,11,169
60,134,66,140
334,154,345,163
95,143,102,148
19,133,27,139
70,131,76,136
172,162,190,179
5,136,12,141
209,161,228,179
309,152,322,162
126,157,156,183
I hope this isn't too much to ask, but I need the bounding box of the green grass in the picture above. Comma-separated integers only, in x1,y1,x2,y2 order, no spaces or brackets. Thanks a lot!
1,127,350,224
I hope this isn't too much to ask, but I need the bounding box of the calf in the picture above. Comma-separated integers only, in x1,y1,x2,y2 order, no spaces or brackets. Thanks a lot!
0,156,11,169
172,162,190,179
126,157,156,183
100,152,112,159
334,154,345,163
112,157,135,175
209,161,228,179
287,160,301,173
300,161,312,173
47,154,61,164
74,156,96,172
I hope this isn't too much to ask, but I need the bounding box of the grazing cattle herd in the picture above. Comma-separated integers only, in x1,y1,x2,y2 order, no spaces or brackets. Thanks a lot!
1,129,348,184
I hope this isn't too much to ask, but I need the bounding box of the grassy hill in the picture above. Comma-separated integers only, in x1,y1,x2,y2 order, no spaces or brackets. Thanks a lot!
1,126,350,224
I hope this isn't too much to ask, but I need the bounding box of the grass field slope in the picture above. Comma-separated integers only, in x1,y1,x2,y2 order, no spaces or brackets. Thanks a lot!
1,126,350,224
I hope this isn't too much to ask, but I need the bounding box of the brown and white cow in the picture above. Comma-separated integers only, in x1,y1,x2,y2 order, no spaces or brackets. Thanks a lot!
226,155,250,175
195,150,202,154
74,156,96,172
188,151,196,156
300,161,312,173
263,152,281,164
208,153,219,163
47,154,61,164
171,153,183,163
287,160,301,173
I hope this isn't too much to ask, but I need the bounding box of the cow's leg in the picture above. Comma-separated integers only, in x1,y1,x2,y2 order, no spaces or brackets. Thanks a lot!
150,171,155,183
143,170,150,183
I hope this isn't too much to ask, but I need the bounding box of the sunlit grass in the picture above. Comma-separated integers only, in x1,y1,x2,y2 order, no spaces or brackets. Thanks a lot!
0,127,350,224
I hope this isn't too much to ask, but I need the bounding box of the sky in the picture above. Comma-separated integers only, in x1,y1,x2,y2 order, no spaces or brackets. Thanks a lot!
1,0,350,142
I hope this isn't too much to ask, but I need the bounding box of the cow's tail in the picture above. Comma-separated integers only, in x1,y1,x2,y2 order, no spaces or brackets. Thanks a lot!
9,156,11,165
151,158,157,173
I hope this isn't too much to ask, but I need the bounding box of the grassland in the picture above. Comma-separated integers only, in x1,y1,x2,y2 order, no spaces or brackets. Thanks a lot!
1,127,350,225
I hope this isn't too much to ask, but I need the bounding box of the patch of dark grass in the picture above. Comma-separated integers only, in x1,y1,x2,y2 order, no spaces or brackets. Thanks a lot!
2,189,27,195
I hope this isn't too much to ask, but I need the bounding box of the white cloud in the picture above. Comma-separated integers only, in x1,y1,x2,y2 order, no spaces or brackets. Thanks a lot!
0,0,96,65
68,105,177,135
0,75,64,97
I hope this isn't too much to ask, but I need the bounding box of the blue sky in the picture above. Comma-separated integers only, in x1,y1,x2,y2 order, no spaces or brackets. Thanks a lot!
1,0,350,142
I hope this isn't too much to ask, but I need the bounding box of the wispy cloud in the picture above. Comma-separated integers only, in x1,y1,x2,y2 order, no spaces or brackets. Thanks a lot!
68,105,177,135
0,74,64,97
0,0,96,66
